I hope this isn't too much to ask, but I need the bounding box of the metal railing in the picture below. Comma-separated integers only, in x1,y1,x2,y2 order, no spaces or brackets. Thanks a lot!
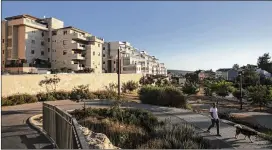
42,103,89,149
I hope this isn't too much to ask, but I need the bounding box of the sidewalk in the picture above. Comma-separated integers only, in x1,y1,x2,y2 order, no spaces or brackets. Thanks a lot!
83,100,272,149
2,100,272,149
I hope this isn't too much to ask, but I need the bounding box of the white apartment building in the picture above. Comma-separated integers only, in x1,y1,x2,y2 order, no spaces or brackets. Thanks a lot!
102,41,167,75
1,14,103,73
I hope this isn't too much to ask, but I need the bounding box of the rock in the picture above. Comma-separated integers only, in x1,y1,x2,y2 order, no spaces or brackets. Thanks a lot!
80,125,119,149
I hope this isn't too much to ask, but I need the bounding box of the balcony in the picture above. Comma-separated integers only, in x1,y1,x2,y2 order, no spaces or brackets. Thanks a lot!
88,36,104,43
24,18,48,30
71,43,85,50
71,64,84,70
71,32,87,41
72,54,85,60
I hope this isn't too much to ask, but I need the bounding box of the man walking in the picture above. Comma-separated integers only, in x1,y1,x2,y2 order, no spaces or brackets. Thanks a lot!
207,103,221,136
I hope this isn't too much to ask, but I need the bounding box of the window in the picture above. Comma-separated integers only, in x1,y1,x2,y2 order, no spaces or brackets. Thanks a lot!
48,38,50,42
41,51,44,55
2,39,4,43
41,41,44,46
93,51,95,56
48,58,50,61
2,50,5,54
103,61,105,64
98,44,100,47
103,47,105,50
63,31,67,35
41,32,44,37
98,52,100,56
103,54,105,57
114,68,115,71
52,31,57,36
31,50,35,54
63,50,67,55
114,61,116,64
31,40,35,44
48,48,50,52
63,40,67,45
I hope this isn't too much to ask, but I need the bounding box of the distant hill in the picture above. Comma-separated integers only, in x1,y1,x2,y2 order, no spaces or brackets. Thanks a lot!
167,69,194,76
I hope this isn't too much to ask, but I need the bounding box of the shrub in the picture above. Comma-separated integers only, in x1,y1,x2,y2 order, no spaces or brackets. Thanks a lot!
71,107,209,149
246,85,271,111
105,83,118,92
139,76,155,85
122,80,138,93
71,107,160,132
2,97,13,106
2,94,38,106
93,90,118,100
232,88,246,100
70,85,96,100
51,91,70,100
36,93,56,101
141,123,209,149
139,85,187,108
182,82,199,95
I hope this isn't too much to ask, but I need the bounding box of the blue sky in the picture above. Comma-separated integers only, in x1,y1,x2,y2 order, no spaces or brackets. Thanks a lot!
2,1,272,71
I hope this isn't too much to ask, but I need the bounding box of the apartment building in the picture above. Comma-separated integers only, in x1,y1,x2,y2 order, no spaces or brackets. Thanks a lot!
51,26,104,73
1,14,103,73
102,41,167,75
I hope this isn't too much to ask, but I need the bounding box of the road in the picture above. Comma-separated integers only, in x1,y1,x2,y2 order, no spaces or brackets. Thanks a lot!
2,100,272,149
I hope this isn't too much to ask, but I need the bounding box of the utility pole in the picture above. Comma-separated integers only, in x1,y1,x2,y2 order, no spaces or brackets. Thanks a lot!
240,71,243,110
117,48,121,99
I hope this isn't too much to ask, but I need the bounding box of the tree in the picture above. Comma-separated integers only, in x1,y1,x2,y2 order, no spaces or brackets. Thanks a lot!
232,88,246,100
246,85,271,111
213,80,234,104
139,76,155,85
39,75,61,93
232,64,240,70
236,67,259,88
257,53,272,74
182,81,199,95
185,72,199,84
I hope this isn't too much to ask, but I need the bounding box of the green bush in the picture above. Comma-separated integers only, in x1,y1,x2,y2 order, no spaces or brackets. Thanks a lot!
51,91,70,100
71,107,209,149
71,107,160,132
122,80,138,93
140,123,209,149
36,93,56,101
93,90,118,100
2,97,13,106
70,85,97,100
2,94,38,106
139,85,187,108
182,82,199,95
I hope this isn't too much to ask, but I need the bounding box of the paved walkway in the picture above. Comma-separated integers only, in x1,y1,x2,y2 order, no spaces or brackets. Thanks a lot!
2,100,272,149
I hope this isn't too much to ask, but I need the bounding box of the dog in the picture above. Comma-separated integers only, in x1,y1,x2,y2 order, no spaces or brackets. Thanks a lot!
234,124,258,143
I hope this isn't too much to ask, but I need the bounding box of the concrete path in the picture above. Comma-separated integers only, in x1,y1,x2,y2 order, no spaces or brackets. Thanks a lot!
1,100,82,149
2,100,272,149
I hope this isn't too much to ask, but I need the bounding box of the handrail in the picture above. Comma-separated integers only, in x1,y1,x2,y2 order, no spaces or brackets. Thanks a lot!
42,103,89,149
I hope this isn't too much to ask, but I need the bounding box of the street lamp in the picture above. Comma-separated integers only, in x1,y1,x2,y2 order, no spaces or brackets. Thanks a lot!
117,47,126,99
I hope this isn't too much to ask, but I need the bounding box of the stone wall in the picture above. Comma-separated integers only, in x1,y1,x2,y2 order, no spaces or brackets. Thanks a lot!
2,73,142,97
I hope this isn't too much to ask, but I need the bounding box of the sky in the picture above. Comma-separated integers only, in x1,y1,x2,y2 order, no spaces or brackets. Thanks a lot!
2,1,272,71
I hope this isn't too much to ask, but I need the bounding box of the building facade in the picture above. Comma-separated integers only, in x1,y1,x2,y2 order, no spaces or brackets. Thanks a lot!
1,14,103,73
216,68,238,81
102,41,167,75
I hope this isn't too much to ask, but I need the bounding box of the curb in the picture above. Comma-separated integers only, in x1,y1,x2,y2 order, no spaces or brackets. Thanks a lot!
28,114,57,148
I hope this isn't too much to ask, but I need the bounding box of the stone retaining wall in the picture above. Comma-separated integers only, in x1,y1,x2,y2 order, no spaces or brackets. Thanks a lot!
2,73,142,97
